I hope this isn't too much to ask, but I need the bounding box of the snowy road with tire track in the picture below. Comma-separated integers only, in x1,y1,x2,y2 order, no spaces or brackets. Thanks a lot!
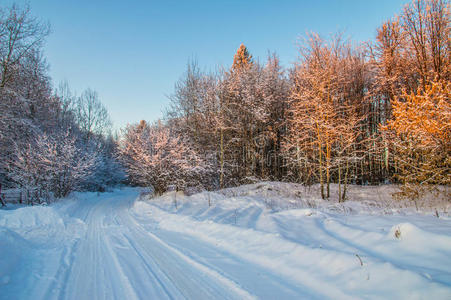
2,189,312,299
1,186,451,299
28,191,257,300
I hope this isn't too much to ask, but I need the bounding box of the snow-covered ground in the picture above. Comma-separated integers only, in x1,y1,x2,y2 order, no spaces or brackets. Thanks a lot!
1,183,450,299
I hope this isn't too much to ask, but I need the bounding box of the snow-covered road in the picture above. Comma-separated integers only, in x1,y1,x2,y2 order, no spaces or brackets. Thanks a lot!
1,186,451,299
2,190,255,299
1,189,309,299
70,193,266,300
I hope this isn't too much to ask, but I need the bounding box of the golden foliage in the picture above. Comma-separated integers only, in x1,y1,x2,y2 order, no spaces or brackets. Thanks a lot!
383,80,450,198
232,44,253,71
389,80,450,144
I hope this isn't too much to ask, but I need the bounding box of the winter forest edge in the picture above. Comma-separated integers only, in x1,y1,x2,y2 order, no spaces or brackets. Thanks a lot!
0,0,450,206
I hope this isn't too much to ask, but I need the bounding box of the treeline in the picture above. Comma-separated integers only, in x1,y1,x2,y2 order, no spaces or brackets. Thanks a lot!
120,0,450,200
1,1,448,204
0,4,124,205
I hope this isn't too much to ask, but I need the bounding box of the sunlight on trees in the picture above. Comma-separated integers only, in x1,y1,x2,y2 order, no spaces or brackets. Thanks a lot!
1,0,449,203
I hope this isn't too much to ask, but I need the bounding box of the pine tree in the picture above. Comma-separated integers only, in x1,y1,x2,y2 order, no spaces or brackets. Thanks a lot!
232,44,253,71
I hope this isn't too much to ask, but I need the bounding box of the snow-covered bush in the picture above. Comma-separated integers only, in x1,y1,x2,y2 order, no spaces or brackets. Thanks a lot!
119,120,212,194
8,130,98,201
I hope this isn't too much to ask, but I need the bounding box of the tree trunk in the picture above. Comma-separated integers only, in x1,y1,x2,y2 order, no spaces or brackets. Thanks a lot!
338,163,342,203
319,143,325,200
219,128,224,189
342,160,350,201
326,143,330,199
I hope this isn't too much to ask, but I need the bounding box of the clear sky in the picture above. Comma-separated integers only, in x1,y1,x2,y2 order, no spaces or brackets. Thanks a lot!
7,0,407,130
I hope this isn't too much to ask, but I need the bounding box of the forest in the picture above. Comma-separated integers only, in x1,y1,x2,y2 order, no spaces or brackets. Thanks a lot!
0,0,449,205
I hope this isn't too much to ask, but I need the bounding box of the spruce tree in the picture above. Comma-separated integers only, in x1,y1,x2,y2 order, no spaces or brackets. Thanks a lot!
232,44,253,71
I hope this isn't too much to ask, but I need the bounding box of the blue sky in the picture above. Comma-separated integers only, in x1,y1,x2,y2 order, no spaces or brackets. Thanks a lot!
8,0,407,130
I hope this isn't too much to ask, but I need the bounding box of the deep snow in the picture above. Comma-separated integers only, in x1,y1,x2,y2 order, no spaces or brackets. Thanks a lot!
1,183,450,299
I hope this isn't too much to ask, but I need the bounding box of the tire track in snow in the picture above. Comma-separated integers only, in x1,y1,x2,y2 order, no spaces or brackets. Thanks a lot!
37,198,105,300
45,192,254,300
118,202,256,300
144,227,320,299
131,202,319,299
140,205,356,300
50,197,143,300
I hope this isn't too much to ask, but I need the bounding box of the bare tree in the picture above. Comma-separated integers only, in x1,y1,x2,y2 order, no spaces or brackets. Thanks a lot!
167,60,221,188
74,88,112,139
54,80,77,127
0,3,50,89
402,0,450,85
285,33,369,200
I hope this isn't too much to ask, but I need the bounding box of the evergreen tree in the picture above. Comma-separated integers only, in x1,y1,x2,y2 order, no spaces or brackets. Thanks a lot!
232,44,253,71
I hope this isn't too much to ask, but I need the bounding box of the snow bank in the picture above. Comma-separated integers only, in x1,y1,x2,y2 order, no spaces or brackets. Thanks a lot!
0,206,63,228
133,182,451,299
0,205,86,247
202,182,450,215
0,228,30,286
0,201,87,297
